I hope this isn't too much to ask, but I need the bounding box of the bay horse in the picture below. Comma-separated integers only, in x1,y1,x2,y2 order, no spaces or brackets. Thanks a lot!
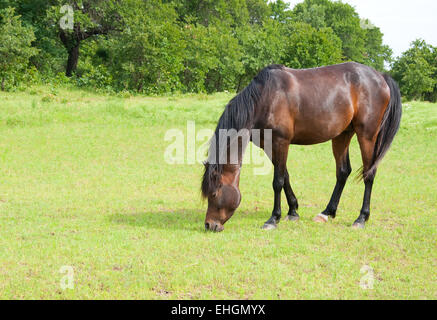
202,62,402,232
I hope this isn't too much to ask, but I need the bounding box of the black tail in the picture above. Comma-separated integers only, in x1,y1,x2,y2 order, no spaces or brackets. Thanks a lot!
364,74,402,180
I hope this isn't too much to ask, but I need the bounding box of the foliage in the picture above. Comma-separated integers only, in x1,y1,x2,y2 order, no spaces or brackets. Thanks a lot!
281,22,342,69
45,0,123,77
237,19,285,90
392,40,437,102
291,0,392,71
0,7,38,90
1,0,435,100
363,26,392,71
108,0,185,93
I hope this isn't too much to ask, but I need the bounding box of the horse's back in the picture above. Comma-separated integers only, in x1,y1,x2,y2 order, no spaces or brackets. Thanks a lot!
264,62,390,145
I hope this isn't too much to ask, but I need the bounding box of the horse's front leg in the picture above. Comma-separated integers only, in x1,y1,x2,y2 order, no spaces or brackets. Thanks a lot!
263,138,289,230
284,169,300,222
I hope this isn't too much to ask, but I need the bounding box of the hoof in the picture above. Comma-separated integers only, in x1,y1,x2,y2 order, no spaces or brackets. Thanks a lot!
262,223,277,230
285,215,299,222
352,222,365,229
314,214,329,223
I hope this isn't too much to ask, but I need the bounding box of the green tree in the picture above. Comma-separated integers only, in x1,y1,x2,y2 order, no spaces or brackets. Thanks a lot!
109,0,185,93
0,7,38,90
292,0,391,70
180,23,215,92
203,22,244,92
363,26,392,71
173,0,274,92
392,40,437,101
46,0,123,77
425,48,437,102
237,19,284,90
269,0,292,23
171,0,252,27
1,0,67,77
281,22,342,69
0,0,398,94
181,22,243,93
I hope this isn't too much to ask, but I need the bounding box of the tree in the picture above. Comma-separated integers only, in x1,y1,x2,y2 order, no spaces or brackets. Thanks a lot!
291,0,392,70
363,26,392,71
109,0,186,93
425,48,437,102
203,22,244,93
269,0,293,23
180,23,216,92
47,1,123,77
0,0,399,94
173,0,275,92
1,0,67,76
171,0,252,27
292,0,327,29
0,7,38,90
237,19,284,91
392,40,437,101
281,22,342,69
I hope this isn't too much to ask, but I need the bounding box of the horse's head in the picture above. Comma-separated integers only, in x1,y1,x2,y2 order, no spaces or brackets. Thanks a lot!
202,163,241,232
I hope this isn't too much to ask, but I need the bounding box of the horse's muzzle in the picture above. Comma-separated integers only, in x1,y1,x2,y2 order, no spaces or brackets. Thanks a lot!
205,222,224,232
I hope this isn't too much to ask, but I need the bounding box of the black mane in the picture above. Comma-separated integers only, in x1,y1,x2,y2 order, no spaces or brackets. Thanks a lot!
201,64,284,198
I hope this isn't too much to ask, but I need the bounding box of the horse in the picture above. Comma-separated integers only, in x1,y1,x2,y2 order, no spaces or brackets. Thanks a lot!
201,62,402,232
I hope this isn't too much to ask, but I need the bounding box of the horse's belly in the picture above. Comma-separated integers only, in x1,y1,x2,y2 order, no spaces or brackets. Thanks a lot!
290,113,353,145
291,131,338,145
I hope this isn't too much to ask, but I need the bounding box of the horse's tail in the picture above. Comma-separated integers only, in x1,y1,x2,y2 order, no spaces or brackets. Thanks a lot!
364,74,402,181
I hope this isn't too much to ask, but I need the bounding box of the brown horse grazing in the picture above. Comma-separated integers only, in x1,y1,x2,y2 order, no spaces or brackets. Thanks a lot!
201,62,402,232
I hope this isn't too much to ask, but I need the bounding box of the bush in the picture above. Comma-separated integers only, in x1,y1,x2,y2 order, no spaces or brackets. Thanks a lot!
0,7,38,90
392,40,437,101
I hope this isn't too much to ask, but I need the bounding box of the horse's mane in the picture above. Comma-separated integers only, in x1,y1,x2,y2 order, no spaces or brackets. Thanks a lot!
201,64,284,198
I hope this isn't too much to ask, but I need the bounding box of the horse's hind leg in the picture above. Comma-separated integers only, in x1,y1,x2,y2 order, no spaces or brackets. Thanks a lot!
315,131,354,223
353,135,377,229
284,169,300,222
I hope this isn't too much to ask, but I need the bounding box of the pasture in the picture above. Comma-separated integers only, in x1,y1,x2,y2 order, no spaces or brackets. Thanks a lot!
0,86,435,299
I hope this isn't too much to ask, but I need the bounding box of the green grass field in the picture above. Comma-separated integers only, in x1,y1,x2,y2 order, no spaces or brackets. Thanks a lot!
0,86,435,299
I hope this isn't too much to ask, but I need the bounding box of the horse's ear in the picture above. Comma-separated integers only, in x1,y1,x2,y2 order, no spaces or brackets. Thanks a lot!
211,168,221,181
201,162,223,198
210,168,222,193
211,168,218,177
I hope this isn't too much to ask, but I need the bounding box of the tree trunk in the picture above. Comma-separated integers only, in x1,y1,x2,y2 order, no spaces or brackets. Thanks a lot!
1,77,5,91
66,44,80,77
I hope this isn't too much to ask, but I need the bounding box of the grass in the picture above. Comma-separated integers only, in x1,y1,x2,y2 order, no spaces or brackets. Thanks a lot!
0,86,435,299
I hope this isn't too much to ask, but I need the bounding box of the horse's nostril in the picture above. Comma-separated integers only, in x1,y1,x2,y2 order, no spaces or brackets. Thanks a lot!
205,222,224,232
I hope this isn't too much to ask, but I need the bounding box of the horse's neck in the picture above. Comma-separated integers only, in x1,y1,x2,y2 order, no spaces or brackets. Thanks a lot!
223,164,241,187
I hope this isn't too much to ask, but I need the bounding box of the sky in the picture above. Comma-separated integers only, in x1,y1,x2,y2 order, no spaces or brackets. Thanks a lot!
285,0,437,58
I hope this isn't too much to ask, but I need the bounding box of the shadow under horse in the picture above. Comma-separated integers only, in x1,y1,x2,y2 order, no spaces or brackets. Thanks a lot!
201,62,402,232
